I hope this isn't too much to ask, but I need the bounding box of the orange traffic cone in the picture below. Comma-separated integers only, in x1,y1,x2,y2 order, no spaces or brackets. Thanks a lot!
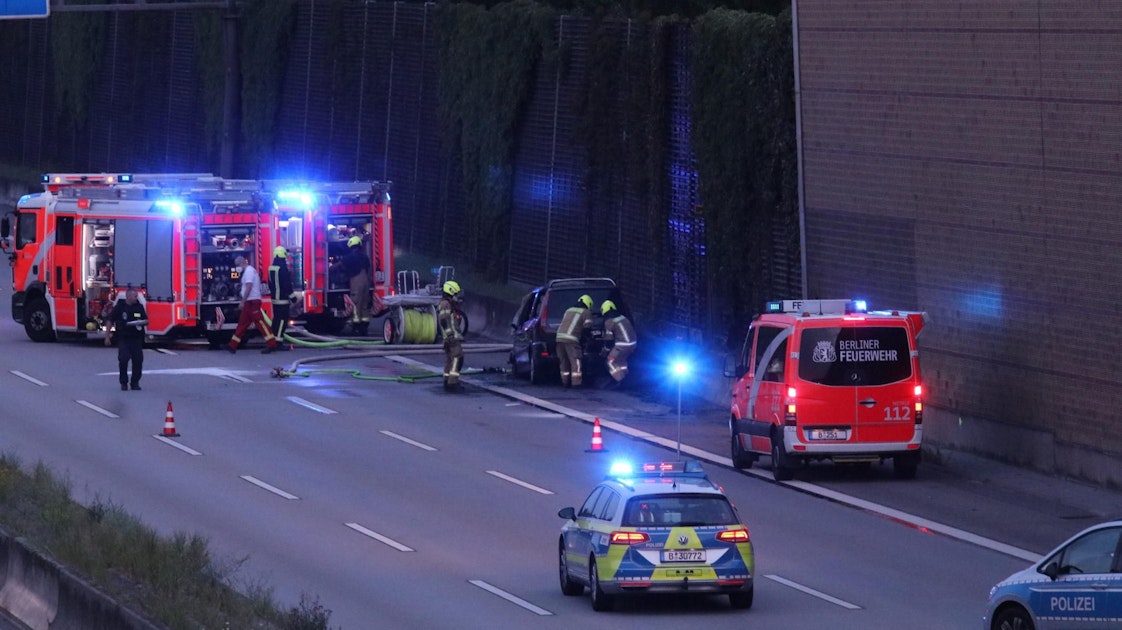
586,417,607,453
162,401,180,437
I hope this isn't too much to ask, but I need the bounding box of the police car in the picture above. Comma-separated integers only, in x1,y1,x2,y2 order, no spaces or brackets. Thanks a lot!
983,520,1122,630
557,460,755,611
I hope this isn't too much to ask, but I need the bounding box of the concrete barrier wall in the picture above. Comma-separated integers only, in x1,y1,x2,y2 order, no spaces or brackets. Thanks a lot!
0,529,162,630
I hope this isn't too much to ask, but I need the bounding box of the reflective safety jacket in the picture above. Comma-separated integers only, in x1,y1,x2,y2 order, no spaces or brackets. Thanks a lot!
268,256,294,305
604,314,637,347
557,306,592,344
438,297,463,341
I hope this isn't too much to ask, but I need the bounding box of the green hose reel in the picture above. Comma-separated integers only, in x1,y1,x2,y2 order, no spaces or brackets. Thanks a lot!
382,305,439,344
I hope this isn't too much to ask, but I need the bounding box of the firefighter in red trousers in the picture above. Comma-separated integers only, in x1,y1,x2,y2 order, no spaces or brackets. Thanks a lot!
227,255,279,354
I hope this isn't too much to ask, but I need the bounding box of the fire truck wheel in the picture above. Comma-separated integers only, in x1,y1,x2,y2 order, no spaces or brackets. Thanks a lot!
206,331,233,349
24,298,56,343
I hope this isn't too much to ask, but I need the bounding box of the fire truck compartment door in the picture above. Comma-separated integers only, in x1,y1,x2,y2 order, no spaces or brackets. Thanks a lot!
113,219,173,298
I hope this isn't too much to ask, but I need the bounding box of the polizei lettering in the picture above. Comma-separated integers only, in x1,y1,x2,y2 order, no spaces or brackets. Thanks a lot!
837,339,898,362
1050,595,1095,612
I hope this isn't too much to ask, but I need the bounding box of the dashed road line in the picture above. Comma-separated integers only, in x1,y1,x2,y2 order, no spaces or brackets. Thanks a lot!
286,396,338,414
241,475,299,500
380,430,437,451
152,435,202,455
469,580,553,616
10,370,47,386
345,522,415,552
766,574,862,609
486,470,554,495
76,400,119,418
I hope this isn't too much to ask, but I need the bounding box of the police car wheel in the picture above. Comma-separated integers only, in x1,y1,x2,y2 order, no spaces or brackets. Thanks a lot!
558,542,583,596
729,587,754,610
992,605,1034,630
589,558,614,611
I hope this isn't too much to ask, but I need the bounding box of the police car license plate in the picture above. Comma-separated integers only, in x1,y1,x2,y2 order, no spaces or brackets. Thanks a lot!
809,429,848,440
662,550,705,563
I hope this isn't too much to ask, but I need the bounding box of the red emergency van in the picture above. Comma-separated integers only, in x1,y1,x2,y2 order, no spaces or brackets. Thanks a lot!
727,299,927,481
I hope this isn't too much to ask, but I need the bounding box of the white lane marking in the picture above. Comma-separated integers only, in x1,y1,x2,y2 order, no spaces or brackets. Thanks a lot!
10,370,47,386
152,435,202,456
154,348,177,355
383,355,1043,563
380,430,437,451
782,480,1041,562
345,522,415,552
486,470,554,495
240,475,299,500
221,373,252,383
766,574,862,610
504,402,521,407
469,580,553,616
100,368,253,382
286,396,338,414
76,400,119,419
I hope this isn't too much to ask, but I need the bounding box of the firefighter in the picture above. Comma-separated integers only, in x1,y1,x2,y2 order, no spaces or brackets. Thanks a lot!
557,294,593,388
268,246,294,348
105,288,147,391
437,280,464,391
228,255,279,354
600,300,637,387
333,235,372,335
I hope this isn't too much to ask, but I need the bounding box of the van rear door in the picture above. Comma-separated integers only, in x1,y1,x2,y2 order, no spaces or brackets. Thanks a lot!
796,324,916,443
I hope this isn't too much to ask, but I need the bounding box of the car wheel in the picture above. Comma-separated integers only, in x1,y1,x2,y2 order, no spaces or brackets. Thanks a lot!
529,351,545,385
893,452,920,479
24,298,56,342
992,605,1035,630
731,425,756,470
771,433,794,481
729,587,754,610
589,557,614,611
558,540,583,596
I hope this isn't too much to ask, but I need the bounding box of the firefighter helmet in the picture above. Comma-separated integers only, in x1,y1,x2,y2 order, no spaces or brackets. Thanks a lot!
578,294,593,310
347,236,362,248
600,300,616,316
273,246,287,258
443,280,461,296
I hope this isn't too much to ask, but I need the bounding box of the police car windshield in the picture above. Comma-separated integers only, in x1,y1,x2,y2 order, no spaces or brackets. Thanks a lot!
622,495,737,527
798,326,912,386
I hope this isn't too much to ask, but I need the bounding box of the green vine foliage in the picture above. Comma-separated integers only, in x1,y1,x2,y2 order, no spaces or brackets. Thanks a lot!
239,0,299,178
691,8,796,336
436,0,556,281
49,5,107,130
193,10,226,164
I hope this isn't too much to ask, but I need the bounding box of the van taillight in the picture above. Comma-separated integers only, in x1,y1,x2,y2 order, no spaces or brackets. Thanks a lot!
914,384,923,424
784,387,797,426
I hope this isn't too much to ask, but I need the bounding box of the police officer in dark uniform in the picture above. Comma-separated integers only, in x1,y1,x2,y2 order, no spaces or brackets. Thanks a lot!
105,287,148,391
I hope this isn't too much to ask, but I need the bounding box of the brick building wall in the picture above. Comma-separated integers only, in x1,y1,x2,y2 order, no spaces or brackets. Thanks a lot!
795,1,1122,480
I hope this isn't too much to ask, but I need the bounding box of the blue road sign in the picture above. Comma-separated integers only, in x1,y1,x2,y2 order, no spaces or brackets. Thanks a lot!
0,0,49,19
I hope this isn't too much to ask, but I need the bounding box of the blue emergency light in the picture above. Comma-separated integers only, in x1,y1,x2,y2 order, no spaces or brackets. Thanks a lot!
154,199,185,216
276,189,315,209
850,299,868,313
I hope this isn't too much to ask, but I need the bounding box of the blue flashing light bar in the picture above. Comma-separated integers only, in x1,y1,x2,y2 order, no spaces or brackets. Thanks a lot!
276,189,315,210
154,199,185,216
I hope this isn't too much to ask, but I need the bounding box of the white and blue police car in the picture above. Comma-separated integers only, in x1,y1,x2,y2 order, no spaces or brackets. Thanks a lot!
983,520,1122,630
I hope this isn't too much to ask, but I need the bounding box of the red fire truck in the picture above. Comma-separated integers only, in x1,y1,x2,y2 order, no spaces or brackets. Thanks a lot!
268,180,393,334
2,173,393,343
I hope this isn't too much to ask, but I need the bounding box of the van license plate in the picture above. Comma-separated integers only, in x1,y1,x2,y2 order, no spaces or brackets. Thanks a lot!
809,429,848,440
662,550,705,563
